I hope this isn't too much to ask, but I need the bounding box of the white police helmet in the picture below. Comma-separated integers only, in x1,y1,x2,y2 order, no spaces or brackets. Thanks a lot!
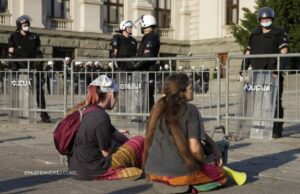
140,15,157,28
119,20,133,31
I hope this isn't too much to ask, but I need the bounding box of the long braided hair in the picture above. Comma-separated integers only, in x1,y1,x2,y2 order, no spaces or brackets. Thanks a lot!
143,73,199,171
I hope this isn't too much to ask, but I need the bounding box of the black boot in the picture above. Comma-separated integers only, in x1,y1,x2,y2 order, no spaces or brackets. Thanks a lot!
41,112,51,123
273,122,283,138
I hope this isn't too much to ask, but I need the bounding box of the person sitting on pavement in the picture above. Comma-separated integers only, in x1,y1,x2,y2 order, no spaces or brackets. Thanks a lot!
143,73,227,191
68,75,144,181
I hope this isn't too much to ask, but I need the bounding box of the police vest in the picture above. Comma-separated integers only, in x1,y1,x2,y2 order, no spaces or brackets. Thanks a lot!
111,34,137,58
137,31,160,70
8,31,40,58
248,27,287,70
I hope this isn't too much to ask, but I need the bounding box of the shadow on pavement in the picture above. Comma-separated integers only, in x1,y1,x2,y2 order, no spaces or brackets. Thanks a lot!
6,188,37,194
0,175,68,193
0,135,35,143
109,183,152,194
228,148,300,183
283,124,300,137
229,143,252,150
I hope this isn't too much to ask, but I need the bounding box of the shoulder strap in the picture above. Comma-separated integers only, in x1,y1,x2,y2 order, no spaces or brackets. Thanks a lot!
79,105,99,121
270,27,286,36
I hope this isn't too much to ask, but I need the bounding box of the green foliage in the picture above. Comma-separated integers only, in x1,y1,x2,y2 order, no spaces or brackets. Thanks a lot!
231,7,257,50
230,0,300,53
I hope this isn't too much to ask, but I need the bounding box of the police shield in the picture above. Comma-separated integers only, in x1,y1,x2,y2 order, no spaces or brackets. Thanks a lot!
115,72,149,116
9,69,34,122
237,71,279,140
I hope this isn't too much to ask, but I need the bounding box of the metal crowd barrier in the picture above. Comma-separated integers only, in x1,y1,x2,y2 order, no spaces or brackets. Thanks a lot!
70,56,222,131
225,53,300,139
0,58,67,122
2,54,299,139
0,56,221,127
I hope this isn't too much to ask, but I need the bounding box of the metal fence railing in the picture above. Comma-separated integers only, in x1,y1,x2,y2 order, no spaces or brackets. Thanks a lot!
69,56,222,130
0,56,221,132
1,54,299,138
0,58,67,122
225,53,300,139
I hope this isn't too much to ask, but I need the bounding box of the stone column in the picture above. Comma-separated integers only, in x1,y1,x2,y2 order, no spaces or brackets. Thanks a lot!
79,0,102,33
19,0,44,28
131,0,153,37
178,0,191,40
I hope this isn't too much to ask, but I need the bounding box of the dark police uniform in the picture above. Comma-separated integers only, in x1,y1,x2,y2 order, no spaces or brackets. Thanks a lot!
135,30,160,71
243,27,288,136
8,31,42,70
244,27,288,70
133,30,160,110
8,31,50,122
110,34,137,71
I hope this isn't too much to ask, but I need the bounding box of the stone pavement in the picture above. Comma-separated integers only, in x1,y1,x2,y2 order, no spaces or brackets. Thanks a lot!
0,120,300,194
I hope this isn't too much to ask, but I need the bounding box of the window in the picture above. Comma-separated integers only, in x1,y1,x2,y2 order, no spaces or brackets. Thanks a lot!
0,0,7,12
51,0,70,18
104,0,123,24
218,53,228,78
226,0,239,25
154,0,171,28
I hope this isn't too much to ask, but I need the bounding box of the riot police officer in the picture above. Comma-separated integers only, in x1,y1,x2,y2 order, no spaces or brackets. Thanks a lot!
110,20,137,71
133,15,160,71
242,7,288,138
8,15,51,123
132,15,160,110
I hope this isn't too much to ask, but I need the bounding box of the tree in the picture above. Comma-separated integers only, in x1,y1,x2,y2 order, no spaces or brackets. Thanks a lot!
231,0,300,54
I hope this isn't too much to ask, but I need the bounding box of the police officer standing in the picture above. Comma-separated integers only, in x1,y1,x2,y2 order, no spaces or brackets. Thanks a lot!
110,20,137,71
132,15,160,110
8,15,51,123
242,7,288,138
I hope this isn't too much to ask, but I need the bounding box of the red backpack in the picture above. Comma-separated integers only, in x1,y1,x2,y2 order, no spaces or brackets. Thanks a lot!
53,106,98,155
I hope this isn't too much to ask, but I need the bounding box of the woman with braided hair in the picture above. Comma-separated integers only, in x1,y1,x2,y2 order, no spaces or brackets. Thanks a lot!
143,73,227,191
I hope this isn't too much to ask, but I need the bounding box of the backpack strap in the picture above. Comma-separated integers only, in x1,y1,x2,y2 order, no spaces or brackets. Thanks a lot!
79,105,99,121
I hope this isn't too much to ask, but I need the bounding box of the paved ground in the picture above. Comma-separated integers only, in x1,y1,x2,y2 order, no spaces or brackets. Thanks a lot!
0,119,300,194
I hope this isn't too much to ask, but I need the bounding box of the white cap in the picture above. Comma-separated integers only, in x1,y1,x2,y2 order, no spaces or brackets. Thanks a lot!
94,61,100,66
47,61,53,65
178,66,183,70
89,75,119,93
191,66,196,71
86,61,92,65
64,57,70,61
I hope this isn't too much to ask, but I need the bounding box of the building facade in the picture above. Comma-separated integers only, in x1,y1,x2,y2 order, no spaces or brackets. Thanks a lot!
0,0,256,69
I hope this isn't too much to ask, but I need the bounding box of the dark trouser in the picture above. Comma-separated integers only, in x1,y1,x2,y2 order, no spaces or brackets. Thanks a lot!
0,72,3,93
46,75,51,94
149,73,155,112
35,73,49,119
273,75,284,135
149,82,154,111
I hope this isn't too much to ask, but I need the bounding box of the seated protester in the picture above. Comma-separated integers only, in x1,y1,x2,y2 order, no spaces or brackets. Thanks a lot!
143,73,227,190
68,75,144,180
